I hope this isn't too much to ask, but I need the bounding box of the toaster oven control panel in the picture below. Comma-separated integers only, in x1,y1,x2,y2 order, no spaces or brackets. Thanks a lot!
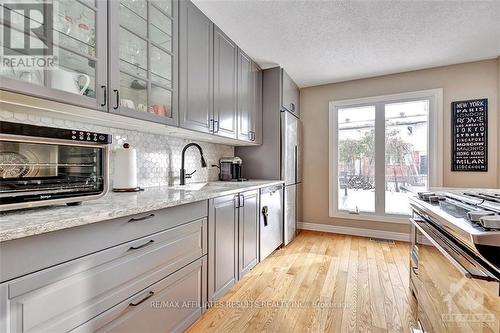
0,121,112,144
71,131,109,143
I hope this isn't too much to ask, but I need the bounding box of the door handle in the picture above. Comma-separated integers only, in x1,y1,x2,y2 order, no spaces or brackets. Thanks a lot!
128,213,155,223
290,103,295,112
129,291,154,307
129,239,155,250
234,195,240,208
294,145,298,184
113,89,119,109
262,206,269,226
100,85,107,107
239,194,245,207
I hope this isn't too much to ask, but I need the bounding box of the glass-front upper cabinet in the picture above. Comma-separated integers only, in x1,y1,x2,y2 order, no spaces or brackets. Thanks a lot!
0,0,108,110
108,0,178,125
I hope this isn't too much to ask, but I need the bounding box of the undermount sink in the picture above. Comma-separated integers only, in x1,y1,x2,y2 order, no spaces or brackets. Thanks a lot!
168,183,227,191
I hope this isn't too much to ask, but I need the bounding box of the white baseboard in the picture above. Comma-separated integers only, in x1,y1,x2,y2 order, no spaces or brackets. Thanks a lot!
298,222,410,242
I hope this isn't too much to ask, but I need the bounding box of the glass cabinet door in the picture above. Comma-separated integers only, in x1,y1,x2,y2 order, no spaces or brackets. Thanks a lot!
0,0,108,110
108,0,178,125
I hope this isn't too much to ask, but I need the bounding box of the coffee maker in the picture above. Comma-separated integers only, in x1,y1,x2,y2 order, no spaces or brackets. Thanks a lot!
219,157,247,181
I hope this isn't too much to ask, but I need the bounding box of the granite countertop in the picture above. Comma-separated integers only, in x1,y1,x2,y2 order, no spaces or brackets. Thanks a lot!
0,180,284,242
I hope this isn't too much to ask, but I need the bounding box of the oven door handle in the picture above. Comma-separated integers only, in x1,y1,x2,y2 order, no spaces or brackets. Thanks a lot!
411,218,497,282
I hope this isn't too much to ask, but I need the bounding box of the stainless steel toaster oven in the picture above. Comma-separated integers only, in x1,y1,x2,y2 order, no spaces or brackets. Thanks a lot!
0,121,111,210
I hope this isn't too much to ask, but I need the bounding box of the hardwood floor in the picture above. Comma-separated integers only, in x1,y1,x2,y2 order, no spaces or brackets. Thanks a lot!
187,230,417,333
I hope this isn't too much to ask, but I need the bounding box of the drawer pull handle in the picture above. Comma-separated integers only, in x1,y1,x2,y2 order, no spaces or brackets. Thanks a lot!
129,239,154,250
128,213,155,223
129,291,154,307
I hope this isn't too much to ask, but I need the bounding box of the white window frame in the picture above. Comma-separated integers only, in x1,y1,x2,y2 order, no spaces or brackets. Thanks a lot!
329,88,443,224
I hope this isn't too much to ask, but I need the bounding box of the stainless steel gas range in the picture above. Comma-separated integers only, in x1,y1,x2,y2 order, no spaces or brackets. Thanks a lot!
409,190,500,333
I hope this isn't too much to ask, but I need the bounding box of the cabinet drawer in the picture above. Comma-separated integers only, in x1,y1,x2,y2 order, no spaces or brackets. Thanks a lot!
6,218,207,332
73,256,207,333
1,200,208,282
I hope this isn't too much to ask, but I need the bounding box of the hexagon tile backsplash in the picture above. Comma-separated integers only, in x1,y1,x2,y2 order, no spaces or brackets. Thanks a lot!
0,110,234,187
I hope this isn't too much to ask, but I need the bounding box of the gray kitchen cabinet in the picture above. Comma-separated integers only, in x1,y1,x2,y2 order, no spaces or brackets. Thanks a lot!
213,26,238,139
2,218,207,332
252,61,263,144
208,194,238,301
0,0,264,145
0,200,207,283
0,0,108,111
237,49,253,142
179,0,214,133
208,190,260,301
238,190,259,278
281,69,300,118
108,0,178,125
73,257,207,333
237,50,262,143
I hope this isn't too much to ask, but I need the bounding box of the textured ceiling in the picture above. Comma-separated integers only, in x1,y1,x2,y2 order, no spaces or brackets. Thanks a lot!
192,0,500,87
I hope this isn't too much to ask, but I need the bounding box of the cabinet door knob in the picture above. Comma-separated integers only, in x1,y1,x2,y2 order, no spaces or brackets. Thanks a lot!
290,103,295,112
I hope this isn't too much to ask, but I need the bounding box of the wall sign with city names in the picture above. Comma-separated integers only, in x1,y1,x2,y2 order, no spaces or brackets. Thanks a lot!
451,98,488,172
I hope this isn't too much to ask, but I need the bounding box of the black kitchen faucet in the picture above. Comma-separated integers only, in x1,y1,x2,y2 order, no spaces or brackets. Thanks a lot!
180,143,207,185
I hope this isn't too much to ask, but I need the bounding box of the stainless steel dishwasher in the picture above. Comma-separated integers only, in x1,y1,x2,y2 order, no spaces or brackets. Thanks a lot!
260,184,284,261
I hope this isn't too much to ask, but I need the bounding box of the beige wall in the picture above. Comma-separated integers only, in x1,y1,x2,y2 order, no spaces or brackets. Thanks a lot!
300,59,499,234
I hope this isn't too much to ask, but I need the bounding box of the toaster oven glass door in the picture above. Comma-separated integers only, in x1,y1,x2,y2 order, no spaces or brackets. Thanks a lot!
415,222,500,333
0,141,105,204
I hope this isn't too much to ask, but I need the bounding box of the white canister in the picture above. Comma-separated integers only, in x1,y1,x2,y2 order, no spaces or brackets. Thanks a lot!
113,143,138,190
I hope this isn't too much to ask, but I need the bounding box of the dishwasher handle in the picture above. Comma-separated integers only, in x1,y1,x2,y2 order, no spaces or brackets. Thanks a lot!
262,206,269,226
261,185,283,195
